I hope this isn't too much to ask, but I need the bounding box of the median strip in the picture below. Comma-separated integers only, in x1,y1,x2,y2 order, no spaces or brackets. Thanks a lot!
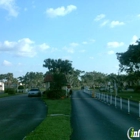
25,98,71,140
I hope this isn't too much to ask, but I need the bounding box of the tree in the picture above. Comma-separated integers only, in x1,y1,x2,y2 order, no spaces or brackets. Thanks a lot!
80,71,107,88
18,72,44,89
43,58,73,89
18,76,25,84
51,73,67,89
65,69,83,87
43,58,73,74
5,73,14,88
116,39,140,73
0,74,6,82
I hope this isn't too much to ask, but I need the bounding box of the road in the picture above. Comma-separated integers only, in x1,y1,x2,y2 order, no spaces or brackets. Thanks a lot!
0,94,47,140
71,90,140,140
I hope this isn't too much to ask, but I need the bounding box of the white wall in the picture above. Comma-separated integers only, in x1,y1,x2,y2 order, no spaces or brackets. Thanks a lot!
0,82,4,91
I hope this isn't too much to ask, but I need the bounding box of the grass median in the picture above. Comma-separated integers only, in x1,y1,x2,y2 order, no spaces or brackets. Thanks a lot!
25,98,72,140
115,92,140,102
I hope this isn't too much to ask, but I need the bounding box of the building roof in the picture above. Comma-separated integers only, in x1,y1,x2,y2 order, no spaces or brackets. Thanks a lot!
44,74,53,83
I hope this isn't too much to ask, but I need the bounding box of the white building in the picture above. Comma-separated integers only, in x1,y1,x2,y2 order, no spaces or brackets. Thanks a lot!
0,82,4,91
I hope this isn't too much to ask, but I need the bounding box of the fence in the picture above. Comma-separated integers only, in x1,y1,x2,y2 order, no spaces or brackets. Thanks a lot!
94,92,140,118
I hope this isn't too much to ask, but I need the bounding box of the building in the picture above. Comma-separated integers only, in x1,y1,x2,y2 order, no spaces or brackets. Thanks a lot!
0,82,4,92
44,73,53,90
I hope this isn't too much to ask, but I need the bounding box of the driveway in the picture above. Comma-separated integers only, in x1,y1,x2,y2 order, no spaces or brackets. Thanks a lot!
71,90,140,140
0,94,47,140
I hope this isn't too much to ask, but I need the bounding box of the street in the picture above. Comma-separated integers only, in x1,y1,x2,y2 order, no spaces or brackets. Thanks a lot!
0,94,47,140
71,90,140,140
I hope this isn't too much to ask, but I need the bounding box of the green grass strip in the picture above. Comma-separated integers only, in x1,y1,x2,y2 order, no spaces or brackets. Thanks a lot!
25,98,71,140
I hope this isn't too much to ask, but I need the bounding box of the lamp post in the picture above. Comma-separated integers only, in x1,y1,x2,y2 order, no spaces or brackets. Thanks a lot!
108,81,112,104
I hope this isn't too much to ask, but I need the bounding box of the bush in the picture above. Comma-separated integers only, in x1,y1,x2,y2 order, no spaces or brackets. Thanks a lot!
134,86,140,92
18,85,24,89
46,89,66,99
17,85,24,93
5,88,16,95
118,87,122,93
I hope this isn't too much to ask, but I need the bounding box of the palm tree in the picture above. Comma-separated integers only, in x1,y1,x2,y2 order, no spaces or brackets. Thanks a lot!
5,73,14,88
0,74,6,82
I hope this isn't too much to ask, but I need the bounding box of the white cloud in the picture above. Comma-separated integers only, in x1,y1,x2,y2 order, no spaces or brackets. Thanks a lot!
16,38,36,57
0,0,18,17
137,14,140,17
3,60,12,66
100,20,109,27
39,43,50,51
131,35,138,45
94,14,106,21
0,38,37,57
82,39,95,45
110,21,125,28
46,5,77,18
63,46,75,53
107,42,124,48
79,49,86,53
82,41,88,45
63,42,79,53
70,42,79,47
107,50,115,55
89,57,94,59
17,62,22,66
50,47,58,53
31,1,36,8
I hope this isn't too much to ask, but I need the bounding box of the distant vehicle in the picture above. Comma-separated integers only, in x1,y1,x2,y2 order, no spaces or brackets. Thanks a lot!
28,88,41,97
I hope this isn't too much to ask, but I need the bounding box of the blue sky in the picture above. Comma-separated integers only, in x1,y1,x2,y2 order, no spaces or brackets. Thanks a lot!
0,0,140,78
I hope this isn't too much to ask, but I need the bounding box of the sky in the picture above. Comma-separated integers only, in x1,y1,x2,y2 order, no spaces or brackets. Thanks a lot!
0,0,140,78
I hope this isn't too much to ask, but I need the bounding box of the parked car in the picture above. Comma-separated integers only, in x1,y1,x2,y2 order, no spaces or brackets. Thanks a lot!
28,88,41,97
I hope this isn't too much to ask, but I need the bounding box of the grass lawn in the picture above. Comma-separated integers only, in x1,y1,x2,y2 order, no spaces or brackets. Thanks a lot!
115,92,140,102
0,93,10,98
25,98,71,140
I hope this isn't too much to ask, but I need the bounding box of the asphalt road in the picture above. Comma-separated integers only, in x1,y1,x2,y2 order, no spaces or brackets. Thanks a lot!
71,90,140,140
0,94,47,140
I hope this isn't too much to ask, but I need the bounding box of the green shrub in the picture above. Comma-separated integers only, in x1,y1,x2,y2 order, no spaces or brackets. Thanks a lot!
118,87,122,93
17,85,24,93
46,89,66,99
18,85,24,89
134,86,140,92
5,88,16,95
